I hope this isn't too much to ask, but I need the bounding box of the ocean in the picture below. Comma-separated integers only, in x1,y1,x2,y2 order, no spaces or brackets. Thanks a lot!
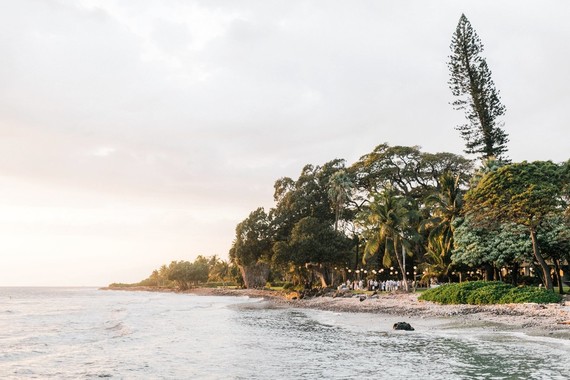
1,287,569,379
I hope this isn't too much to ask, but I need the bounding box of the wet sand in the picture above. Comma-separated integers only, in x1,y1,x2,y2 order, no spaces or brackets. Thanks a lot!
103,286,570,339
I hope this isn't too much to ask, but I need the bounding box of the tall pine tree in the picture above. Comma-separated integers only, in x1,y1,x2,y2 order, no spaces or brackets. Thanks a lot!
448,14,509,161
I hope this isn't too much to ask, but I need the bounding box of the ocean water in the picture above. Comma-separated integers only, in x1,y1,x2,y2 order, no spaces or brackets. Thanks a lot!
0,288,569,379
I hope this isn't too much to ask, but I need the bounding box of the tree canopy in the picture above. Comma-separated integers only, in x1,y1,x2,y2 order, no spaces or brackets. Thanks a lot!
448,14,509,161
464,161,568,289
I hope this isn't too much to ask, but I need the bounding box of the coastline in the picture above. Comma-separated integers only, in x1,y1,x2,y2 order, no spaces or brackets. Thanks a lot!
102,286,570,339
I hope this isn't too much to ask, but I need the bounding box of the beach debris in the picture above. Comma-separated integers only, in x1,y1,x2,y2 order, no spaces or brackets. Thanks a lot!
558,320,570,325
286,291,300,300
393,322,415,331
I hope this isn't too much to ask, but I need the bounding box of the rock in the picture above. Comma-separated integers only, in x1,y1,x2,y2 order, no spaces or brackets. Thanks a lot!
286,291,300,300
333,289,348,298
359,295,367,302
393,322,415,331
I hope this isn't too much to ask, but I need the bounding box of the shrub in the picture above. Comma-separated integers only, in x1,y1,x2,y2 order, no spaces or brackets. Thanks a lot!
466,282,513,305
500,287,562,304
418,281,561,305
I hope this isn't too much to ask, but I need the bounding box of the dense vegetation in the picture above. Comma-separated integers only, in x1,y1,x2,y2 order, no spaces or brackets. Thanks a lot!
122,15,570,300
126,256,240,290
419,281,562,304
226,14,569,293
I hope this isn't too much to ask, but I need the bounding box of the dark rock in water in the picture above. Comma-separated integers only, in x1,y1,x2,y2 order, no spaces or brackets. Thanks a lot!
393,322,414,331
359,295,366,302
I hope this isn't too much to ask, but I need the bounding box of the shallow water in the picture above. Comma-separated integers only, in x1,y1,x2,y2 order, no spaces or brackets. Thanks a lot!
0,287,568,379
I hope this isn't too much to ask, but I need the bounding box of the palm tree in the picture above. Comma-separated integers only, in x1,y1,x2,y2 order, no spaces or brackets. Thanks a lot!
423,172,463,270
360,189,418,291
209,259,231,285
328,170,353,231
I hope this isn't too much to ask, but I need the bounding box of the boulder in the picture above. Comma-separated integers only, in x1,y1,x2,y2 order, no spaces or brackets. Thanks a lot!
393,322,415,331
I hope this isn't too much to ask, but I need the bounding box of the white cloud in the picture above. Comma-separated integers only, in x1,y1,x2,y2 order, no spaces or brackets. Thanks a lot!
0,0,568,285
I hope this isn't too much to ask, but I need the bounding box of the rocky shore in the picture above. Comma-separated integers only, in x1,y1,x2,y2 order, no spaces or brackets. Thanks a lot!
103,286,570,339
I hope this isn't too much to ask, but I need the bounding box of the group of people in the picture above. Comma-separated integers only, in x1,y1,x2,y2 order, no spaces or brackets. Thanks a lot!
339,279,414,292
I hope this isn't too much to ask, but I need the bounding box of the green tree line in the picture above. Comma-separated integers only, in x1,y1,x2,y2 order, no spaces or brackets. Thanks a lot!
230,144,569,292
229,14,569,293
127,14,569,295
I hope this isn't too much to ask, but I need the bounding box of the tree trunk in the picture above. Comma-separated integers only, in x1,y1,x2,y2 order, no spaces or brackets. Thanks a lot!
395,243,409,292
553,259,564,295
511,262,519,286
305,263,329,288
529,227,553,290
484,263,494,281
495,266,501,282
354,236,359,271
239,262,270,289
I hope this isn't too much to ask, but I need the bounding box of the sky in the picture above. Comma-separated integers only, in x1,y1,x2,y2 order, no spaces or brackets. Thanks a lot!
0,0,568,286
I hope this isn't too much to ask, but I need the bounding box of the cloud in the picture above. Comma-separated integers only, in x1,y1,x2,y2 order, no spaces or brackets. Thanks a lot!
0,0,568,285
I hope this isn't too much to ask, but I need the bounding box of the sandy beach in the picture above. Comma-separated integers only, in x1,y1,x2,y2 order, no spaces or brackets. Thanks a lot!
103,286,570,339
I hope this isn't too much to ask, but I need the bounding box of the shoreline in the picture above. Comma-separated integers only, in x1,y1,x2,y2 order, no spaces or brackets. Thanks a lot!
102,286,570,339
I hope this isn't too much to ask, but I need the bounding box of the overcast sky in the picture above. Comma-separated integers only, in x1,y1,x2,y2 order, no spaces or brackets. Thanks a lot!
0,0,568,286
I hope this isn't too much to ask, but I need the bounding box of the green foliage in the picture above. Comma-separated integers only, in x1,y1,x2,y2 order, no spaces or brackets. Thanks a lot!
229,207,273,267
328,169,354,231
501,286,562,304
465,161,566,227
108,283,138,288
271,159,346,241
419,281,561,304
351,144,472,200
448,14,508,160
118,140,568,296
465,282,513,304
360,190,419,263
167,258,209,290
538,215,570,261
278,216,352,266
465,161,568,290
452,217,532,267
358,189,420,290
422,171,464,277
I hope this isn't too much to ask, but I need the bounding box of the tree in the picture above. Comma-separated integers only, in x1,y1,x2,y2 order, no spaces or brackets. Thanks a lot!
208,257,231,284
328,169,353,231
448,14,509,161
351,144,472,201
165,258,210,290
537,215,570,294
270,159,353,286
359,190,419,291
271,159,344,241
351,144,471,274
422,172,464,279
167,260,193,290
273,216,352,287
191,255,210,284
229,207,273,288
465,161,567,290
452,217,532,283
